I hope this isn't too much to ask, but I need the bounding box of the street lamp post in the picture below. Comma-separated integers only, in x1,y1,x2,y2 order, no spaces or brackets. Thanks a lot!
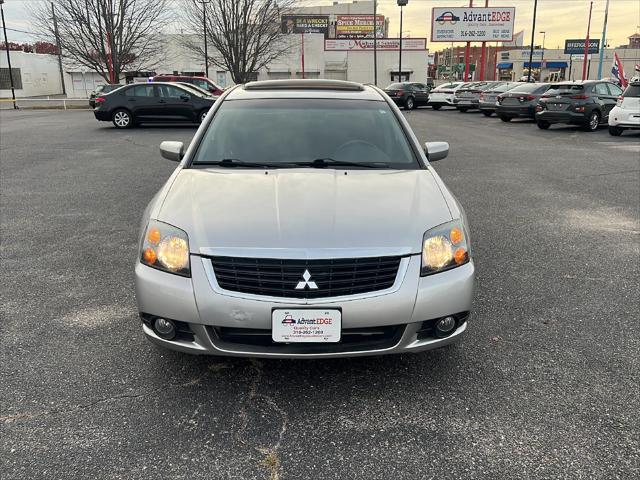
373,0,377,85
0,0,17,109
397,0,408,82
527,0,538,82
540,31,546,81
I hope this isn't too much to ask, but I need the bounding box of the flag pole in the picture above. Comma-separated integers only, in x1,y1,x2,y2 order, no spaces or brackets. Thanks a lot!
597,0,609,80
582,1,593,81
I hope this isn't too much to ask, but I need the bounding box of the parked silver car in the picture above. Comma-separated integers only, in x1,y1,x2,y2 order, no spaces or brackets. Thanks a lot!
478,82,522,116
135,79,475,358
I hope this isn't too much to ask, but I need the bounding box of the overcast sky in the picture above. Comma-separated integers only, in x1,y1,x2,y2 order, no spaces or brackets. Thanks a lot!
2,0,639,51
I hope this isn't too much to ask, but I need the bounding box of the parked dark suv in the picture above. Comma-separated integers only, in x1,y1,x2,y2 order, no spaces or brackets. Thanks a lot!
383,82,431,109
93,82,216,128
535,80,624,131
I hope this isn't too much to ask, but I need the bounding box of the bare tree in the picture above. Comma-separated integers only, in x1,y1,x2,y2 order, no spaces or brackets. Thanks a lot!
29,0,170,82
182,0,295,84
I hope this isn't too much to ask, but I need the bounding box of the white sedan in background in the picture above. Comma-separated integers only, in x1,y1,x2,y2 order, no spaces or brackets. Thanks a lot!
427,82,466,110
609,81,640,136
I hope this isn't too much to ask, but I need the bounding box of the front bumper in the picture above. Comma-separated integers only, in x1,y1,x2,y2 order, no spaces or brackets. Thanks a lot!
135,255,475,358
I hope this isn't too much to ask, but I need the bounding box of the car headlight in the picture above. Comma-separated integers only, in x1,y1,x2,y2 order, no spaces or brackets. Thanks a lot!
140,220,190,277
421,219,470,276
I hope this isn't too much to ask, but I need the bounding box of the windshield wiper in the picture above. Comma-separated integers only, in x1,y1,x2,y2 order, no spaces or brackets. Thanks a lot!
195,159,298,168
294,158,390,169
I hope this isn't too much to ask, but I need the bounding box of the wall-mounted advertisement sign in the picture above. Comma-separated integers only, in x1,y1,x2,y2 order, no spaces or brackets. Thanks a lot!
431,7,516,42
564,39,600,55
324,38,427,51
335,15,385,39
281,15,329,36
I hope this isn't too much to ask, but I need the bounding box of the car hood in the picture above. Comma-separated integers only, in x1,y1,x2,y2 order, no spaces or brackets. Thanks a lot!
157,168,452,255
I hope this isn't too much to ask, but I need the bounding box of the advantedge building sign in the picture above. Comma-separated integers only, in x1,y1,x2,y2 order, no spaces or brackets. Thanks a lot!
431,7,516,42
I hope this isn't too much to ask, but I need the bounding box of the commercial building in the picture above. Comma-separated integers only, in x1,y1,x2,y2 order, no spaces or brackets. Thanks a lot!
156,1,429,87
433,33,640,84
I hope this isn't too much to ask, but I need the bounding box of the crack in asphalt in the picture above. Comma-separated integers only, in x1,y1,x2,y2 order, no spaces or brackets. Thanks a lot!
0,364,223,424
236,360,289,480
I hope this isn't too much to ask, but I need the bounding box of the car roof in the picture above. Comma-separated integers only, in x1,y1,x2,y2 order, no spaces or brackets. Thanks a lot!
225,79,385,101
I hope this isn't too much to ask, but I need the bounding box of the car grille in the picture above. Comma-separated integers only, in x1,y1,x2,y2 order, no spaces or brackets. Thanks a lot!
211,324,405,354
209,255,403,299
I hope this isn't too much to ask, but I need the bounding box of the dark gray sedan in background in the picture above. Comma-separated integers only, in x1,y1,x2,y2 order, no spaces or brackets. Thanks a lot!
478,82,522,117
496,82,551,122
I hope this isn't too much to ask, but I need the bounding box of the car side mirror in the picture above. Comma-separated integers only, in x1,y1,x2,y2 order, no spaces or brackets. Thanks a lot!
180,94,190,102
160,141,184,162
425,141,449,162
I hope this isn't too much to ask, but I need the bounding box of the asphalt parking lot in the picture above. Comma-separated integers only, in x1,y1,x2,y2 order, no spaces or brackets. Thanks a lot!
1,108,639,479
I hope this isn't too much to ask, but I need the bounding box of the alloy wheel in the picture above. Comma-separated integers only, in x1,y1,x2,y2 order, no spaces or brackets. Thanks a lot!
114,111,130,128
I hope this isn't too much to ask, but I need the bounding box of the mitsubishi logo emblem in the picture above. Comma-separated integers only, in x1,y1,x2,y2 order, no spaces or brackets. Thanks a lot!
295,269,318,290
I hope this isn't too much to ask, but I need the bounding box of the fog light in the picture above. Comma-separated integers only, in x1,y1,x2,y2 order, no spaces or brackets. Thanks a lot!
435,316,456,336
154,318,176,340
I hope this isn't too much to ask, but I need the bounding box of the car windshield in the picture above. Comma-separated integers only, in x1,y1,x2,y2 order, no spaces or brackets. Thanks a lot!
492,82,520,92
509,83,546,93
102,84,121,93
547,84,585,94
175,83,210,97
191,99,419,169
623,84,640,97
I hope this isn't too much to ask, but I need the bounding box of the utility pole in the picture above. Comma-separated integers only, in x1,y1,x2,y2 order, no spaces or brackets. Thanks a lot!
527,0,538,82
540,31,546,81
479,0,488,81
51,3,66,95
597,0,610,79
0,0,16,109
582,1,593,81
373,0,377,85
398,0,407,82
200,0,210,77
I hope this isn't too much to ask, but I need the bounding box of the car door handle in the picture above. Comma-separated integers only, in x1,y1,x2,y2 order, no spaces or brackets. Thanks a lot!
158,99,167,103
128,98,136,102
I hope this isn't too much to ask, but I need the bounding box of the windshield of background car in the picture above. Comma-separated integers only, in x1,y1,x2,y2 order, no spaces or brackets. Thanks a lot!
509,83,547,94
386,83,404,90
175,84,209,97
192,99,420,168
493,82,519,92
546,84,585,95
623,84,640,97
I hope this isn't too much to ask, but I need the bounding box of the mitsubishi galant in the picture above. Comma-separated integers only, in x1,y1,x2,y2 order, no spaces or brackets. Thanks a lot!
135,79,475,358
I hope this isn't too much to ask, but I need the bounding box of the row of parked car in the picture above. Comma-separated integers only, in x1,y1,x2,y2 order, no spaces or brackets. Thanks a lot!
90,75,228,128
384,79,640,136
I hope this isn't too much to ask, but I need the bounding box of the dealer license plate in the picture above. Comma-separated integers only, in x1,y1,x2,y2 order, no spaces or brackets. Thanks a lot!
272,309,341,343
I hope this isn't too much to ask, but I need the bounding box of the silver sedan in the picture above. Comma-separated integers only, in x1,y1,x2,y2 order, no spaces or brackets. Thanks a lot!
135,79,475,358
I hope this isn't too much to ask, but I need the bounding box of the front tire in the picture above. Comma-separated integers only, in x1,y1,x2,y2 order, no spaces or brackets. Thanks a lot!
583,111,600,132
537,120,551,130
482,111,493,117
405,97,415,110
199,109,209,124
500,115,512,122
458,107,469,113
112,109,133,129
608,125,624,136
431,105,442,111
